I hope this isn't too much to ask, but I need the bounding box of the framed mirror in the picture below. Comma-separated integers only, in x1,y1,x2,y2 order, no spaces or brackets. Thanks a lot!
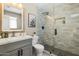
2,4,23,32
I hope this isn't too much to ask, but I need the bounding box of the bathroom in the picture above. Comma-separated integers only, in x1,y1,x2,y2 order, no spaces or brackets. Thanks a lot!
0,3,79,56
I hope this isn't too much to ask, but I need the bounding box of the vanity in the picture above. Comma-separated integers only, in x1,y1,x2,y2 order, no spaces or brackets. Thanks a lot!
0,3,33,56
0,36,32,56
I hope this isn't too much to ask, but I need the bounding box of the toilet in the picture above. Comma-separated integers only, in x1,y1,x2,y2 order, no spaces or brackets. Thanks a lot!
32,34,44,56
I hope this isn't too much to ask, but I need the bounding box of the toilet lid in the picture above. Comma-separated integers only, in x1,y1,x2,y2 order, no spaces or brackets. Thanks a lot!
33,44,44,50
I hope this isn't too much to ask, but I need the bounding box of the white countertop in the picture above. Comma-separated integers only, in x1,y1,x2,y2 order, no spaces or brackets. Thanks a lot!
0,35,33,45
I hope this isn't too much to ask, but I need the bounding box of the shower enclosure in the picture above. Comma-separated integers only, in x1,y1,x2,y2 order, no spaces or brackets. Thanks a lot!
37,3,79,55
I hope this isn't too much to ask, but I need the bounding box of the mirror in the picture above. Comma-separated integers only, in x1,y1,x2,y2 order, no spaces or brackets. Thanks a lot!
4,15,18,29
2,4,23,32
9,16,17,29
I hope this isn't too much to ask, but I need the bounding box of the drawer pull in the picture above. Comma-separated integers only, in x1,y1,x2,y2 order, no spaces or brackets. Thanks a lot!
18,50,21,56
21,49,23,56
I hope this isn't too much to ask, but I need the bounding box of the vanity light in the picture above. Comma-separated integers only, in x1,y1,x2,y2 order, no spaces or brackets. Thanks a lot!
10,3,22,8
12,3,17,6
10,3,17,7
18,4,22,8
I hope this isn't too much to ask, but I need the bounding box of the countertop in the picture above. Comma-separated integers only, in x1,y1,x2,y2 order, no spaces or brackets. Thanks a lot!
0,35,33,45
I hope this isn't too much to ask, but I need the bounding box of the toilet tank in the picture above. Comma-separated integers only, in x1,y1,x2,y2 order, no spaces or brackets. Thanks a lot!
32,35,39,45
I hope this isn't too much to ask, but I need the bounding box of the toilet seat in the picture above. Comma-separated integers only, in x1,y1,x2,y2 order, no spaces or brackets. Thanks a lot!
33,44,44,50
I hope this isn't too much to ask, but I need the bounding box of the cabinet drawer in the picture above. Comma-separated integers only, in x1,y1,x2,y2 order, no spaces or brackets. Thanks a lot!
6,49,18,56
0,39,32,53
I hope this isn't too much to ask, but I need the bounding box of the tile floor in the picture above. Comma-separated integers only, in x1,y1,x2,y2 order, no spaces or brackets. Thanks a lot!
38,50,57,56
42,50,57,56
32,50,57,56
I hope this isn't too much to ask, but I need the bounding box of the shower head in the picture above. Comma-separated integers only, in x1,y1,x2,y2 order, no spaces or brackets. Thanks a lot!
41,12,49,15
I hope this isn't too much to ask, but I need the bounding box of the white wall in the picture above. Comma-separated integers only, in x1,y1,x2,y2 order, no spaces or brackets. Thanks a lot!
23,3,37,35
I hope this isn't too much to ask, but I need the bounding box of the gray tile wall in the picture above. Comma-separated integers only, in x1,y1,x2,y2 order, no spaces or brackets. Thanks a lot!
42,4,79,55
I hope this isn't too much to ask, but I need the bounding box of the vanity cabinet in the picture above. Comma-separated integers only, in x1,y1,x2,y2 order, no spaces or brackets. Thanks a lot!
7,45,32,56
21,45,32,56
0,3,23,32
7,49,19,56
0,39,32,56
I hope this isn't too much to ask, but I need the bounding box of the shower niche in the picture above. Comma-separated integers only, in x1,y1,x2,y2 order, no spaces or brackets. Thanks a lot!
0,3,23,32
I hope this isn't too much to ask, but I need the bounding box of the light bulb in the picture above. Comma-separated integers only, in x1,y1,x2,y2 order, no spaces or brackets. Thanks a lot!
12,3,17,6
19,4,22,8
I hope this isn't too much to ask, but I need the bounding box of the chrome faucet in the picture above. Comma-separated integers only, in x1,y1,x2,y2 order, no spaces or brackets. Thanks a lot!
11,32,15,37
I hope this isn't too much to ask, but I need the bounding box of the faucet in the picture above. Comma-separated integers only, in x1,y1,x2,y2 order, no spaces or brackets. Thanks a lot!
11,32,15,37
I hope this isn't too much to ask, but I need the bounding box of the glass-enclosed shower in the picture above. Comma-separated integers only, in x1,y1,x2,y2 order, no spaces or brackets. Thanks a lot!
37,3,79,56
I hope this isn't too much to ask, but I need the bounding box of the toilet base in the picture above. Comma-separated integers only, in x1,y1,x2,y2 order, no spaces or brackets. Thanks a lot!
37,50,50,56
36,49,44,56
33,44,44,56
37,53,43,56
